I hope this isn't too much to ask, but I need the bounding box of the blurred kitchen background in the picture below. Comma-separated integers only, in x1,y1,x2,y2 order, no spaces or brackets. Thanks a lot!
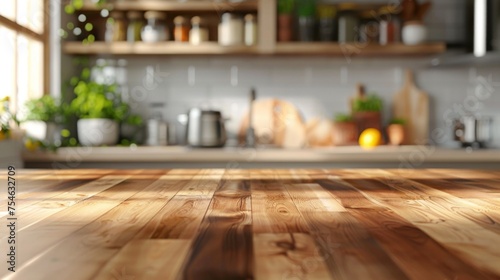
1,0,500,168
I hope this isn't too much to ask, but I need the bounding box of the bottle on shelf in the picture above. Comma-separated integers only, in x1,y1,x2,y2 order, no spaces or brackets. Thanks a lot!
378,6,401,45
277,0,294,42
244,14,258,46
337,3,359,43
218,13,244,46
317,4,337,42
141,11,169,43
105,11,126,42
296,0,316,42
174,16,190,42
189,16,209,45
126,11,143,42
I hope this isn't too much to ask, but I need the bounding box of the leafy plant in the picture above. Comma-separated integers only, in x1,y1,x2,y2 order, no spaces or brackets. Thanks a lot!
334,113,354,123
353,94,383,112
389,118,406,125
24,95,67,123
278,0,295,15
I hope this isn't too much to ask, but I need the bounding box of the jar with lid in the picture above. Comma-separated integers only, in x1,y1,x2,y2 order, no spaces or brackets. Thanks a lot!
358,10,379,43
378,6,401,45
317,5,337,42
141,11,168,43
244,14,257,46
218,13,243,46
337,3,359,43
105,11,126,42
296,0,316,42
174,16,189,42
189,16,209,45
127,11,143,42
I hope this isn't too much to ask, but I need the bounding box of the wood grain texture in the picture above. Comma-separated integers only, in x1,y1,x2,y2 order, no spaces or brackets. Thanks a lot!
7,169,500,280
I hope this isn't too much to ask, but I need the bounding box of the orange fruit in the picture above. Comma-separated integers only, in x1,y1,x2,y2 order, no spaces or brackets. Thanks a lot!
359,128,381,149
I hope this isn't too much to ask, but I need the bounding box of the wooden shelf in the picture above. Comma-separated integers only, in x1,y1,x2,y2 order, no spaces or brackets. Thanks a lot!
63,41,446,56
275,42,447,56
79,0,258,12
62,41,259,55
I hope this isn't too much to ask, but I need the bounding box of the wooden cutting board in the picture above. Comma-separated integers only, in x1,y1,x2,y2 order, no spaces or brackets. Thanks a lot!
238,99,306,148
393,70,429,145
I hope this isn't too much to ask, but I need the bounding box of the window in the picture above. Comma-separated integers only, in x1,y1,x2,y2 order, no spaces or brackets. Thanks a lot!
0,0,49,114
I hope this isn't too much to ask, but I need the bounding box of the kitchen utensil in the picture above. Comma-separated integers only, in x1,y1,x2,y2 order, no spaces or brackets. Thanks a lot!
179,108,227,148
246,88,256,147
453,115,492,148
238,99,306,149
393,70,429,145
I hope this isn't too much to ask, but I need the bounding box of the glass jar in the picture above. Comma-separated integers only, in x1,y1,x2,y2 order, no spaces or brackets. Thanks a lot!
296,0,316,42
189,16,209,45
379,6,401,45
127,11,143,42
141,11,168,43
218,13,243,46
337,3,359,43
358,10,379,43
105,11,126,42
174,16,189,42
244,14,257,46
317,5,337,42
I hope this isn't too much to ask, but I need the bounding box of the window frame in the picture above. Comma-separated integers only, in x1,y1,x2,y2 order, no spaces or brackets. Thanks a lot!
0,0,50,100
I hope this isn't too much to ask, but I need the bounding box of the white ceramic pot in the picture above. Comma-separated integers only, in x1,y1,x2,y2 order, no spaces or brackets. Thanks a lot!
22,121,62,145
77,118,119,146
402,21,427,45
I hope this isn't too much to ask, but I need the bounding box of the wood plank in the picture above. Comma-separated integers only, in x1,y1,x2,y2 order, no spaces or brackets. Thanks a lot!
254,233,332,280
93,240,191,280
134,169,223,239
1,170,164,279
182,178,253,280
338,176,500,278
79,0,258,12
287,183,408,280
251,179,309,234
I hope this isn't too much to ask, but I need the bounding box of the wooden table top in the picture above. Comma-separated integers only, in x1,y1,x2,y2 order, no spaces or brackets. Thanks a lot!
2,169,500,279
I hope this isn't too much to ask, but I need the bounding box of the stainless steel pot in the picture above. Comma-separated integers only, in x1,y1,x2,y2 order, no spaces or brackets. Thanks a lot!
178,108,227,147
453,116,492,148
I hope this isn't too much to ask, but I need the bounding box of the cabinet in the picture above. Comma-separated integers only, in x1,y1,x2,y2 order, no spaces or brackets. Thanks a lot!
62,0,445,56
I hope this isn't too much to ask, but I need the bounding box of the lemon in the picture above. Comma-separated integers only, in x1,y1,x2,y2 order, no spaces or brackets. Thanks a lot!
359,128,382,149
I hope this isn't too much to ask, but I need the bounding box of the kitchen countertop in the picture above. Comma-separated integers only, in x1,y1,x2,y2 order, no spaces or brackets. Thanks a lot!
4,168,500,279
22,145,500,163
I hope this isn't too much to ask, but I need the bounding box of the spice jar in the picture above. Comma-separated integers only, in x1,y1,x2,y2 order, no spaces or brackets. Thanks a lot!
379,6,401,45
174,16,189,42
337,3,359,43
218,13,243,46
141,11,168,42
244,14,257,46
127,11,143,42
358,10,379,43
317,5,337,42
189,16,209,45
105,11,126,42
297,0,316,42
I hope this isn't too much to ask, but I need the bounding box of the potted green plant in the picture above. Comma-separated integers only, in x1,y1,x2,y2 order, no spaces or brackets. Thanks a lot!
351,84,383,135
332,113,358,146
387,118,406,145
22,95,67,146
278,0,295,41
69,65,139,146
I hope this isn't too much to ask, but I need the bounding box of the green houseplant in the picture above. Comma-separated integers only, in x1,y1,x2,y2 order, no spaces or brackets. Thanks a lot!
351,84,383,135
69,66,141,146
22,95,68,147
278,0,295,41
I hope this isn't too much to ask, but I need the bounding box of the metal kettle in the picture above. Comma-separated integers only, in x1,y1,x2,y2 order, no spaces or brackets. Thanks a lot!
178,108,227,147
